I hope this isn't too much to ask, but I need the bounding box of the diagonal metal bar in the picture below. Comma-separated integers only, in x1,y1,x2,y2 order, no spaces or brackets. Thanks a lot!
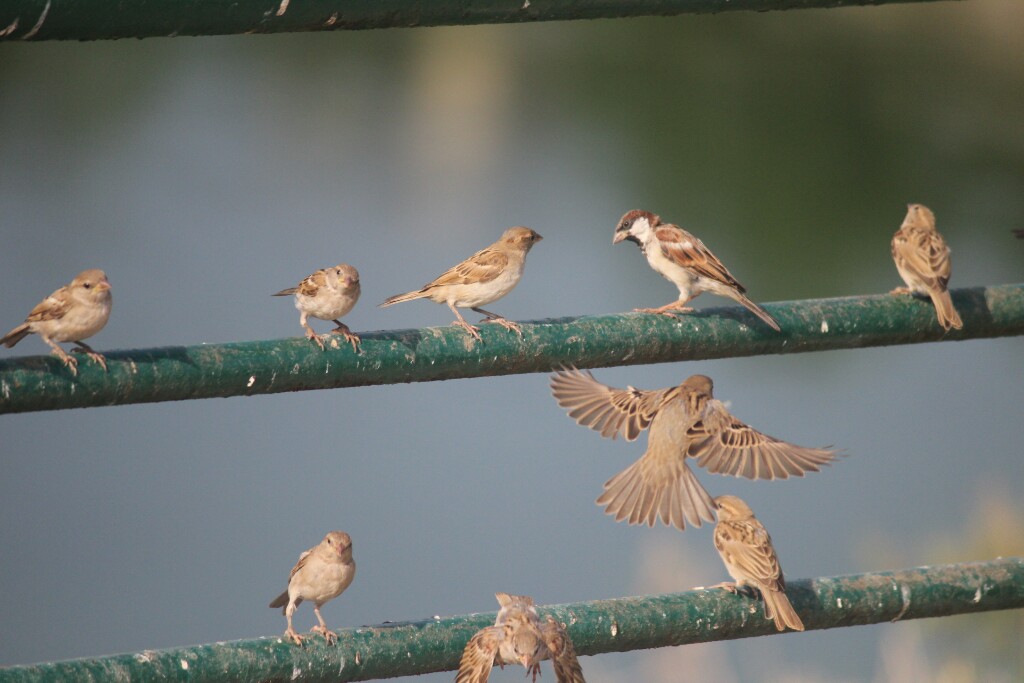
0,0,955,43
1,558,1021,683
1,284,1021,415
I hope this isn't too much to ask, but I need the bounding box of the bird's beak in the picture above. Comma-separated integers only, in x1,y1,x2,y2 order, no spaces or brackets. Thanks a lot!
96,278,111,291
612,230,627,244
520,655,532,668
533,233,543,242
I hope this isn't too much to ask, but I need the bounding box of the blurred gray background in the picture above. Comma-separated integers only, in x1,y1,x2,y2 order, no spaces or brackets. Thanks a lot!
1,1,1023,680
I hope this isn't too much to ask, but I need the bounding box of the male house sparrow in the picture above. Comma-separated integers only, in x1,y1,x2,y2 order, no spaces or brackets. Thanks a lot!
269,531,356,646
1,269,112,375
456,593,585,683
890,204,962,331
613,210,780,331
379,227,543,340
711,495,804,632
273,264,361,351
550,368,837,531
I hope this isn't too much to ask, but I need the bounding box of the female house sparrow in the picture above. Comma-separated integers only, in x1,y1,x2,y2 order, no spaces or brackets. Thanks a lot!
379,227,543,340
891,204,963,331
273,264,361,351
550,368,837,531
711,495,804,632
1,269,112,375
269,531,356,646
456,593,585,683
613,210,780,331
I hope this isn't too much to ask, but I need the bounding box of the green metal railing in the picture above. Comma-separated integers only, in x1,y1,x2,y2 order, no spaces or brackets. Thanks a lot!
0,0,950,42
1,558,1020,683
1,284,1021,414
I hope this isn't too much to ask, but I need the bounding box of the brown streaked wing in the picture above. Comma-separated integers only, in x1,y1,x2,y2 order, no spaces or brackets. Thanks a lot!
714,519,783,591
549,368,668,441
455,626,503,683
426,247,508,289
893,227,952,291
25,288,71,323
655,225,745,292
296,269,329,297
288,548,313,580
689,400,837,479
541,617,586,683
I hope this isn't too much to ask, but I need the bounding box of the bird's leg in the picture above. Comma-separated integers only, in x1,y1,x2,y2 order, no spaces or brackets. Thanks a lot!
41,336,78,375
330,320,361,353
471,307,522,336
634,297,694,317
284,602,305,646
71,341,108,371
528,663,542,682
447,303,481,340
708,581,739,594
311,605,338,645
890,286,911,295
300,313,326,351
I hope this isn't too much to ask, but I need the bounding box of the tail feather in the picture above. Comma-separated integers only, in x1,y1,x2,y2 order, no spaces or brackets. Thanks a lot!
762,588,804,632
272,287,297,297
597,457,715,531
0,323,31,348
930,290,963,331
379,289,427,308
730,291,781,332
269,590,290,612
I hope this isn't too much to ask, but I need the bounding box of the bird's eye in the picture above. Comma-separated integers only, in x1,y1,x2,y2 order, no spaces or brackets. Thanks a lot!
83,282,92,288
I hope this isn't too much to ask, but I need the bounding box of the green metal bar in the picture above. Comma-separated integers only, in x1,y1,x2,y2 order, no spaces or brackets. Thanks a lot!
0,0,954,43
1,284,1021,415
1,558,1020,682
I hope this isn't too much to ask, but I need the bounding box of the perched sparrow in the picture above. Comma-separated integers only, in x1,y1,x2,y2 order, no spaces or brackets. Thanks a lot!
550,368,837,531
456,593,585,683
269,531,356,646
711,495,804,632
891,204,963,331
613,210,780,331
1,269,112,375
273,264,361,351
379,227,543,340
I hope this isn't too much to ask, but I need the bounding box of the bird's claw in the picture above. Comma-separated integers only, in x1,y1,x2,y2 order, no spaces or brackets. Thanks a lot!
481,316,523,336
311,625,338,645
304,329,327,351
452,320,482,340
284,628,305,646
890,287,911,295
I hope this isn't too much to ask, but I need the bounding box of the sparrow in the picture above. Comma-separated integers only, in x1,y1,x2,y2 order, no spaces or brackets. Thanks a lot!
550,367,838,531
269,531,356,646
456,593,585,683
891,203,963,331
273,264,361,351
379,227,543,341
1,269,112,375
613,210,780,331
711,495,804,632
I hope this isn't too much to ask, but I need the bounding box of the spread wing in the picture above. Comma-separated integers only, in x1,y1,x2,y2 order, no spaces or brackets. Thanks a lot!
541,617,586,683
655,226,745,292
550,367,667,442
455,626,503,683
424,246,508,290
25,287,72,323
714,519,785,592
892,226,952,291
688,400,837,479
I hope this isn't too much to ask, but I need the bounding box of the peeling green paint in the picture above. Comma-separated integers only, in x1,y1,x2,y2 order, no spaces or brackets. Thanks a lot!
1,285,1021,414
1,558,1021,682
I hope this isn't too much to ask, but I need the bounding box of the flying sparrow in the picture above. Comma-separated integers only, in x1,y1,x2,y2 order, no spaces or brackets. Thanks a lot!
550,368,838,531
379,227,543,340
269,531,356,646
613,210,780,331
1,269,112,375
711,495,804,632
273,264,361,351
891,204,963,331
456,593,585,683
